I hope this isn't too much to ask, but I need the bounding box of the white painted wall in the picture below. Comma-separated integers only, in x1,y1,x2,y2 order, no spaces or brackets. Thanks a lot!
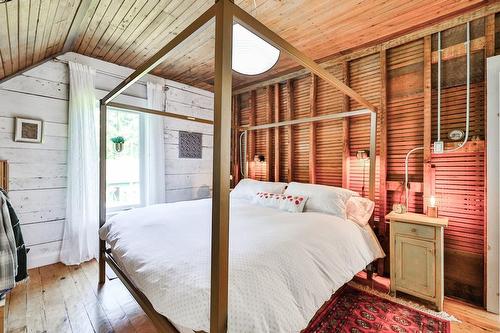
0,52,214,269
487,55,500,314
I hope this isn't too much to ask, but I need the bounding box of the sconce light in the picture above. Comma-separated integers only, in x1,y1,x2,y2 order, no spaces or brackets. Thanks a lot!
356,150,369,160
254,155,265,163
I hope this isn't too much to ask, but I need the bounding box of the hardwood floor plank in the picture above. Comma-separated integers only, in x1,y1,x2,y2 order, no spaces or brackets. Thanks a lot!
39,264,72,332
25,268,46,333
81,261,154,333
5,276,26,333
65,265,114,333
55,264,95,333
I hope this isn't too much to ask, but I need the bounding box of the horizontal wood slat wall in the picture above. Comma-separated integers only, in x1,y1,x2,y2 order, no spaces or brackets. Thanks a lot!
232,10,500,306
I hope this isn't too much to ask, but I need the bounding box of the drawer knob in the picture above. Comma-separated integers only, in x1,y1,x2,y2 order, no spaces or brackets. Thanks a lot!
411,228,417,233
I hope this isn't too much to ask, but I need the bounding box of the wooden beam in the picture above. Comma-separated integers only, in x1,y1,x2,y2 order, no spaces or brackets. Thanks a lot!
231,3,377,113
368,111,377,202
423,36,432,212
62,0,98,52
233,2,500,95
485,14,495,58
286,79,294,182
101,4,217,104
309,74,317,183
273,83,280,182
265,86,273,181
210,0,233,332
431,37,485,63
107,102,213,125
342,62,350,189
379,50,388,228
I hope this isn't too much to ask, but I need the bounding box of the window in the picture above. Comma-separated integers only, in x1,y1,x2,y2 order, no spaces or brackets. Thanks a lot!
106,108,143,211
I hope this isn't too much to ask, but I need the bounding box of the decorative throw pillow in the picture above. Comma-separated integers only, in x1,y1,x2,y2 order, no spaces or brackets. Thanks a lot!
346,196,375,226
278,194,308,213
252,192,283,209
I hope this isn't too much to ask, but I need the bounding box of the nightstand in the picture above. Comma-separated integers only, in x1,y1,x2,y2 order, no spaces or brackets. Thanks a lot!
386,211,448,311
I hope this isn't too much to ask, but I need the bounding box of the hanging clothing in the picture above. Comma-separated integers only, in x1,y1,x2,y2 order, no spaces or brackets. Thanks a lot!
0,191,17,292
60,62,99,265
0,189,27,283
144,82,166,205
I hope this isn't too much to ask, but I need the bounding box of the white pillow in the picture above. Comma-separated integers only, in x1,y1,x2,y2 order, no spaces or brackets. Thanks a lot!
346,196,375,226
283,182,357,218
252,192,282,209
231,179,288,201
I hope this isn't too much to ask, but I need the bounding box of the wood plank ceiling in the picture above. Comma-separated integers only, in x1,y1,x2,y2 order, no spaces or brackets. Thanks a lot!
0,0,490,91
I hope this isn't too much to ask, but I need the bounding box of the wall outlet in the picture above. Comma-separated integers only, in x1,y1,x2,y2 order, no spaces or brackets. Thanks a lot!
434,141,444,154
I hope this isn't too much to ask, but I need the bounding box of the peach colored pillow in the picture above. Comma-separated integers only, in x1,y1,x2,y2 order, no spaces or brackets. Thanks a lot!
346,196,375,226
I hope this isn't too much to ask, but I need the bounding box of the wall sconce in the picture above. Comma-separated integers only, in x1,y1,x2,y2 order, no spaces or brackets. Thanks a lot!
254,155,265,163
356,150,369,160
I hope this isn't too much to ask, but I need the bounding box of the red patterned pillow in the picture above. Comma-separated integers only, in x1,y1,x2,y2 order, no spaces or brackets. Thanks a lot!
278,194,308,213
252,191,283,208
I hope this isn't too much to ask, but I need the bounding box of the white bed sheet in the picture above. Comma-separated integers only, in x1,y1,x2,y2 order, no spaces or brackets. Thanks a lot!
99,198,384,333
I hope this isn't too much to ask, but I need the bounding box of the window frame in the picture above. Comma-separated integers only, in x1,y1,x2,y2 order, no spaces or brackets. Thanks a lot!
105,107,146,213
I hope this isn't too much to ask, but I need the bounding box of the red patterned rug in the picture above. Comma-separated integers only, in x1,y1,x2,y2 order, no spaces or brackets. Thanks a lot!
303,285,451,333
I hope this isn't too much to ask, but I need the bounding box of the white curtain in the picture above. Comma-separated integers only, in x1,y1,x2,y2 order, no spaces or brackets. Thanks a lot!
144,82,166,205
60,62,99,265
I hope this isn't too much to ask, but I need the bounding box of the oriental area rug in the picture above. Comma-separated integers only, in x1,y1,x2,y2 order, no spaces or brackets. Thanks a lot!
303,284,451,333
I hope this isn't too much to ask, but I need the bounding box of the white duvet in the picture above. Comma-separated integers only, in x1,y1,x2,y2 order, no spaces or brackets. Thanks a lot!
99,198,384,333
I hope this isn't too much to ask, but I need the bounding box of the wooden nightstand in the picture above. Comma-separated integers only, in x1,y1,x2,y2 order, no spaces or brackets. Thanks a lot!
386,212,448,311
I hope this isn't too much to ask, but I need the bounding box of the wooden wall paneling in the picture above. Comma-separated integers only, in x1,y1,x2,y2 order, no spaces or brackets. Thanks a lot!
249,90,257,179
386,39,425,214
266,86,273,181
379,51,388,225
286,80,294,182
274,83,280,181
431,19,486,306
291,76,311,183
254,88,267,180
315,64,344,187
309,74,317,183
342,62,350,189
423,36,433,213
278,83,289,182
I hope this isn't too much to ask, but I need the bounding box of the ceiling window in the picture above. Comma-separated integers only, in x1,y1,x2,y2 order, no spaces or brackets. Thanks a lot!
106,108,143,211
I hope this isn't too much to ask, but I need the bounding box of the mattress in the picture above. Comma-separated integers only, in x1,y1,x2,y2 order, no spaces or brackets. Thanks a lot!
99,198,385,333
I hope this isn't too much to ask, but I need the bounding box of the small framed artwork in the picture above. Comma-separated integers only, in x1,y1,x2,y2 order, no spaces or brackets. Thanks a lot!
14,118,43,143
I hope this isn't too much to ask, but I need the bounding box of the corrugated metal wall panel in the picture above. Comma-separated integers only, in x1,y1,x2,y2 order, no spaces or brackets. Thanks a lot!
292,76,311,183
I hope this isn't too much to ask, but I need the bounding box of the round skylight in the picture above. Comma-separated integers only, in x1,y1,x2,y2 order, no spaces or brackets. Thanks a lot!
232,24,280,76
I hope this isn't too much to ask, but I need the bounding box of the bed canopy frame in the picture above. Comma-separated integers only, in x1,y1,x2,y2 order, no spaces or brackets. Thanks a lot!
98,1,377,332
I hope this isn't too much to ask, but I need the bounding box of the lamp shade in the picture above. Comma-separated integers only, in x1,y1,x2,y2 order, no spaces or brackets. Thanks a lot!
232,24,280,75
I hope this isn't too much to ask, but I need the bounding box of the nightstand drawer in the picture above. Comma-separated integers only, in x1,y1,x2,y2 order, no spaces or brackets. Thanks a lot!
393,222,435,240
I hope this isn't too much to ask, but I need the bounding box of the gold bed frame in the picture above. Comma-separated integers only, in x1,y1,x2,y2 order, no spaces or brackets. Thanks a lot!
98,1,378,332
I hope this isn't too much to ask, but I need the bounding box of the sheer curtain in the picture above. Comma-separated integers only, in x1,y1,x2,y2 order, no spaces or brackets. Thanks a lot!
144,82,166,205
60,62,99,265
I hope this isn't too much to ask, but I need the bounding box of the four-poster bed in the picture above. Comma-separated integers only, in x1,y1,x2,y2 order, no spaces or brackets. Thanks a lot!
98,0,378,332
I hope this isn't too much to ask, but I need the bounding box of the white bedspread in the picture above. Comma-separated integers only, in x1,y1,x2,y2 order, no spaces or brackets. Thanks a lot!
99,198,384,333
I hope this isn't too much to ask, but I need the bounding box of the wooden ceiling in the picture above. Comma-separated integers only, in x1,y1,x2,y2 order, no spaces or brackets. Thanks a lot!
0,0,490,91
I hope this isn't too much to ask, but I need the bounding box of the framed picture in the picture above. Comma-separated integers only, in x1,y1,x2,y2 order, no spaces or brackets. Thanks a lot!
14,118,43,143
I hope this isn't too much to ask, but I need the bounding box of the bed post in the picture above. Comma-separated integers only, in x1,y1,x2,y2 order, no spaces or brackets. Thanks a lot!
99,101,107,284
210,0,233,332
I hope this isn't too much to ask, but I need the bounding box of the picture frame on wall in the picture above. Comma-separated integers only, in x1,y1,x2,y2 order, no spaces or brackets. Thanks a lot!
14,117,43,143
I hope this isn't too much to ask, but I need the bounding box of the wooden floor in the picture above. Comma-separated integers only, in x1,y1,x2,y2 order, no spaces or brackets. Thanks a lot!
4,260,500,333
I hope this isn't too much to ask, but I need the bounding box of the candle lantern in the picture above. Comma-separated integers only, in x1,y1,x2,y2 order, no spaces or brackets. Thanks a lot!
427,195,439,218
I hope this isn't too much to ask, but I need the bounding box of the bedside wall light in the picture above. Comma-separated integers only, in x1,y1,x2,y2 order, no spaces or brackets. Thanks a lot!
356,150,369,160
254,154,265,163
